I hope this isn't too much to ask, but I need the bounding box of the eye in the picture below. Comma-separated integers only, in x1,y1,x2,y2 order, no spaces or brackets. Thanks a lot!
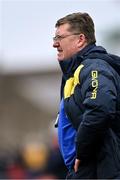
53,35,63,41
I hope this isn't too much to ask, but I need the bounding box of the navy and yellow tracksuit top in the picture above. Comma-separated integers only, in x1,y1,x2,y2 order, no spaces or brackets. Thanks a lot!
58,44,120,178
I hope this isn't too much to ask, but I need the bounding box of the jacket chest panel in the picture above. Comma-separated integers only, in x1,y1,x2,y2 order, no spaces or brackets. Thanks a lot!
64,64,84,99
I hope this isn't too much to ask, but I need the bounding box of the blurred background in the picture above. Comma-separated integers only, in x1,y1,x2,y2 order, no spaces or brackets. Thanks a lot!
0,0,120,178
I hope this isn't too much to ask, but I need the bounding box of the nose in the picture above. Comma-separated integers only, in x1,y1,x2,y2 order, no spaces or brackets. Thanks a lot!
53,41,60,48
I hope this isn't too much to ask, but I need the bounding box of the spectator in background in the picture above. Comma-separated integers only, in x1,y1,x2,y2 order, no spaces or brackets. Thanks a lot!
53,12,120,179
1,132,67,179
21,141,49,178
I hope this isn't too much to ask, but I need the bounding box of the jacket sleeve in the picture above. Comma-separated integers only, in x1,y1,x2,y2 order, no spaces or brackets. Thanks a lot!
76,60,117,161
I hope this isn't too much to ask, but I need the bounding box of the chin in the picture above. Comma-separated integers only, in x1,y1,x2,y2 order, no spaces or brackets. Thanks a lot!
57,56,64,61
58,58,64,61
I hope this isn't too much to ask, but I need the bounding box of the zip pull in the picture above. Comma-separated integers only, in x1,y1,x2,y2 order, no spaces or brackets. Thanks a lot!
54,113,59,128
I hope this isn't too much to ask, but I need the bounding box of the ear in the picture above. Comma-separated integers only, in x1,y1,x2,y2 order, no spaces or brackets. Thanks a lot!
77,34,87,48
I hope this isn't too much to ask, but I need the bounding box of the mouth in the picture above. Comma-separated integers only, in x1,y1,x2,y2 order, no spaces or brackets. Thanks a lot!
57,49,63,55
56,50,63,61
57,49,63,53
57,50,63,56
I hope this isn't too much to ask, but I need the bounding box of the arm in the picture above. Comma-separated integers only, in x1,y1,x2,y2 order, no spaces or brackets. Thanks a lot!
75,60,117,162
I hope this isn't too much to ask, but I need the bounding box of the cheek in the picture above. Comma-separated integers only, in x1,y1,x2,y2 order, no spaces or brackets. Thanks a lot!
67,45,76,53
61,42,77,56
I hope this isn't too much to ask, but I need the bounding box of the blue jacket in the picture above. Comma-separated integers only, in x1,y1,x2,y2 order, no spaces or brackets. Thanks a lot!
58,44,120,179
58,98,76,170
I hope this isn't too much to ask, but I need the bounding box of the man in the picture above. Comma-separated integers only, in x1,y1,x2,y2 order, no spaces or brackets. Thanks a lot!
53,12,120,179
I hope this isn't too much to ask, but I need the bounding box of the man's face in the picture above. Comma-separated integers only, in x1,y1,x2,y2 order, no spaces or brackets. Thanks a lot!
53,23,81,61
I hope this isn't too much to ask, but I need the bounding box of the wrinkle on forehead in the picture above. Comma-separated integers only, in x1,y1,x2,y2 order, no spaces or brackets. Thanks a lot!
55,23,71,35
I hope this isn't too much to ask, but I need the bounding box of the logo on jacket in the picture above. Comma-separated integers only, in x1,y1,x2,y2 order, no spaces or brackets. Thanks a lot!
91,70,98,99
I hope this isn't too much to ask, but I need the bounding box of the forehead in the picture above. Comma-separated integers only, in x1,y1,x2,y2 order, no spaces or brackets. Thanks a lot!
55,23,71,35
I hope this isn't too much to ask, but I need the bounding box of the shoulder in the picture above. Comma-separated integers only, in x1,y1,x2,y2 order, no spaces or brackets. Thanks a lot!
80,57,117,76
77,57,119,87
82,58,110,69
